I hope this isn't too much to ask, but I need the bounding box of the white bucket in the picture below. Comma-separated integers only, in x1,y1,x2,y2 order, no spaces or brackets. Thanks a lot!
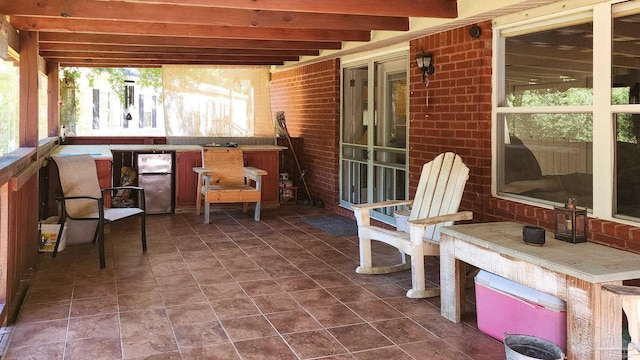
504,334,565,360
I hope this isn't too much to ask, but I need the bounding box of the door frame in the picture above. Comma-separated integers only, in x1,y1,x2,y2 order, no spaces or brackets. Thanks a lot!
339,49,410,226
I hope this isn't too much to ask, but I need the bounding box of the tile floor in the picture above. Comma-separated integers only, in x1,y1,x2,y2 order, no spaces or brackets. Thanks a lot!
3,205,505,360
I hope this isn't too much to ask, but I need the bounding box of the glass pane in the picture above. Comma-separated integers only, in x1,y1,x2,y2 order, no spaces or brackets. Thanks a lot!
499,113,593,208
62,67,165,137
341,158,368,204
342,66,369,145
38,72,48,140
0,59,19,155
615,113,640,218
372,166,406,216
613,13,640,104
504,22,593,106
374,60,406,148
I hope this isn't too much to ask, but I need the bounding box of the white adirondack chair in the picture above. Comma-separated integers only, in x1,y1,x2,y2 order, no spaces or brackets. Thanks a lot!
352,152,472,298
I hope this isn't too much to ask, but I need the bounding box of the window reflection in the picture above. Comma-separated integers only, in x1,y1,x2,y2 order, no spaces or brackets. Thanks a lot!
500,113,593,209
613,13,640,218
504,22,593,107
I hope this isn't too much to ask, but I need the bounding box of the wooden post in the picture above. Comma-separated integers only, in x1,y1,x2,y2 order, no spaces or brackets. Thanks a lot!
19,30,39,148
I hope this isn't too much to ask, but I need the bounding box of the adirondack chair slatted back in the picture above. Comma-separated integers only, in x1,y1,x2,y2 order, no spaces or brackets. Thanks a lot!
409,152,469,241
202,148,246,186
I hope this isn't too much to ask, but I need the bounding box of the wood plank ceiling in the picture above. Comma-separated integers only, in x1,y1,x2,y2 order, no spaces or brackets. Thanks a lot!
1,0,458,67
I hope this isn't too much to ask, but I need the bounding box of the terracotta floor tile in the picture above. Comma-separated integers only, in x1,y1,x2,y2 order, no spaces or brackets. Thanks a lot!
22,285,73,305
265,309,323,334
347,299,405,322
64,337,122,360
165,302,217,325
221,315,277,341
158,286,207,306
400,339,472,360
234,336,298,360
305,304,365,328
251,292,300,314
283,329,348,358
68,313,120,340
238,278,284,296
2,342,65,360
328,323,393,352
172,321,229,348
9,319,68,348
326,285,378,303
16,300,71,323
180,342,240,360
275,275,321,292
118,289,164,311
210,297,261,319
5,209,505,360
352,346,415,360
371,318,437,344
289,288,341,308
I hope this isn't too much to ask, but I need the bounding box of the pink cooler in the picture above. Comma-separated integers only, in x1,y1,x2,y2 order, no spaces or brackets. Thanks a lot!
474,270,567,350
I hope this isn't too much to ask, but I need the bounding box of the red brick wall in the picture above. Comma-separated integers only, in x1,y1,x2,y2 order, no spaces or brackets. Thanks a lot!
270,23,640,253
410,21,640,253
270,59,341,210
409,22,493,219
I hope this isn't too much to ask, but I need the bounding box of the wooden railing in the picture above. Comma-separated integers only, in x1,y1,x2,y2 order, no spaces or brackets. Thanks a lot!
0,137,58,324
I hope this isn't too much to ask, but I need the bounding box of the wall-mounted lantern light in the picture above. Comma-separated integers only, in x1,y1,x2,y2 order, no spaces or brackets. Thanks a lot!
415,52,435,83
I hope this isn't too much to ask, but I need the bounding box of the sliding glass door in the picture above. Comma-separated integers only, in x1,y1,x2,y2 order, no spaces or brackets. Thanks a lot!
340,54,408,223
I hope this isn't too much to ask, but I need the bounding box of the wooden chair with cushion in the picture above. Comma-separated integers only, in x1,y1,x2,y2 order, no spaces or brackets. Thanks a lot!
201,147,266,224
52,154,146,269
352,152,472,298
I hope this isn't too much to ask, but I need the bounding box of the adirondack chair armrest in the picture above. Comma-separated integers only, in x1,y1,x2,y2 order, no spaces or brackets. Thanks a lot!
351,199,413,212
243,167,267,183
408,211,473,227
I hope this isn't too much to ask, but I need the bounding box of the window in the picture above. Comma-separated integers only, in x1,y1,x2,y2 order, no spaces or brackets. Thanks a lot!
612,5,640,220
163,65,273,137
0,56,19,155
38,72,48,140
495,2,640,223
61,67,165,137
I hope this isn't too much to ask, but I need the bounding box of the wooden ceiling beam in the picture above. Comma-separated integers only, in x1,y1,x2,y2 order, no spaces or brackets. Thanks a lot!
11,16,371,42
38,32,342,50
1,0,408,31
40,51,300,62
93,0,458,18
51,58,283,66
39,43,320,57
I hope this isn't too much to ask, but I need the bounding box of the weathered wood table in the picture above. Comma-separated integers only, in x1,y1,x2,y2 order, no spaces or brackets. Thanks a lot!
439,221,640,360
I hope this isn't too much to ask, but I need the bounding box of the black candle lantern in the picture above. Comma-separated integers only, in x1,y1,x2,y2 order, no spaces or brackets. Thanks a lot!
554,198,588,243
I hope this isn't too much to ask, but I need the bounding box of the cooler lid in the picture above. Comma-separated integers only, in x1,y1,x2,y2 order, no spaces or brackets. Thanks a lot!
475,270,566,312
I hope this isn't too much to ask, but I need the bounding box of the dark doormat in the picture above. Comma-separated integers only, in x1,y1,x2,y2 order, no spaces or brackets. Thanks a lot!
304,216,358,236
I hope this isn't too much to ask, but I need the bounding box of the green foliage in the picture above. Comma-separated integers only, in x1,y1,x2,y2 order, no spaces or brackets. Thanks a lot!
139,68,163,90
88,68,128,103
507,88,594,142
507,86,640,144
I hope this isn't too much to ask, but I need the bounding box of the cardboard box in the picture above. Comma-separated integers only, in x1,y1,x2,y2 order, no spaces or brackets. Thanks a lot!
475,270,567,350
39,222,67,253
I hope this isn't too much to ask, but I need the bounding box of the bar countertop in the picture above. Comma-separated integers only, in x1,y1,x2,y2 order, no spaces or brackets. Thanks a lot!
56,144,286,156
